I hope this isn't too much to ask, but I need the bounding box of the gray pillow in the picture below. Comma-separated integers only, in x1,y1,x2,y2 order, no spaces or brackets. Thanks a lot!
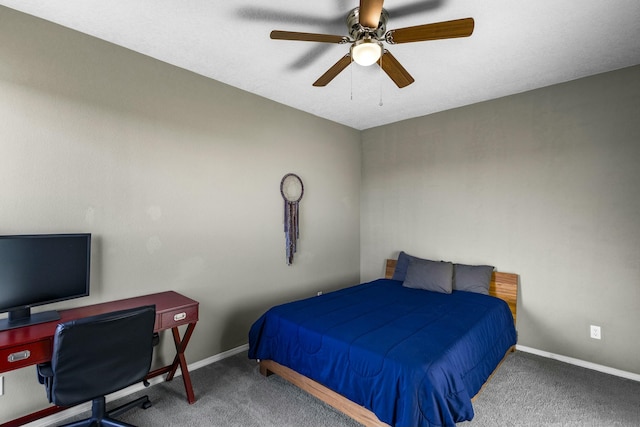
453,264,494,295
391,251,415,281
402,258,453,294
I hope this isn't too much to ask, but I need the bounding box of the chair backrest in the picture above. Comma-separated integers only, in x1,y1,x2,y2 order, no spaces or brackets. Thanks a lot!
49,305,156,407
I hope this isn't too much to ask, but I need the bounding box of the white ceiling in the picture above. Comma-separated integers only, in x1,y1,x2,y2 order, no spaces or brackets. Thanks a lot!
2,0,640,130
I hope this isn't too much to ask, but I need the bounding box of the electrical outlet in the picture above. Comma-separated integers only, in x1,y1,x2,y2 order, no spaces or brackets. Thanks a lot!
590,325,601,340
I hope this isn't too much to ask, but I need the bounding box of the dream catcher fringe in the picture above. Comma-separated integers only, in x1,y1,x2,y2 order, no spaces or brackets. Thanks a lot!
280,173,304,265
284,200,299,264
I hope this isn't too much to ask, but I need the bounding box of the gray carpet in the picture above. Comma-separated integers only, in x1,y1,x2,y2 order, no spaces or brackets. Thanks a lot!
59,351,640,426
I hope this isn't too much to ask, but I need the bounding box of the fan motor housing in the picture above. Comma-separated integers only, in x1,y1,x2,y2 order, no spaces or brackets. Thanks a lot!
347,7,388,40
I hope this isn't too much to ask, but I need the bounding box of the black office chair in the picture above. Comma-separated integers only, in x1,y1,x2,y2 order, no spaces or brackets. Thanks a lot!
37,305,156,427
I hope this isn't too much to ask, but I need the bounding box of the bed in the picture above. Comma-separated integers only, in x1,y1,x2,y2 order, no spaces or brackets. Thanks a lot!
248,256,518,427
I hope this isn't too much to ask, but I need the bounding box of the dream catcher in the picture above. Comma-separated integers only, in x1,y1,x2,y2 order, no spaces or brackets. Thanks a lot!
280,173,304,265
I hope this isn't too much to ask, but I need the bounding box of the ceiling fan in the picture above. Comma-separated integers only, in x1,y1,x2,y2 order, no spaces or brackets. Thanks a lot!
270,0,474,88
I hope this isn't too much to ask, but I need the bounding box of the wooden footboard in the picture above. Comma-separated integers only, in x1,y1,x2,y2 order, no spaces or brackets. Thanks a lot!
259,359,390,427
259,346,515,427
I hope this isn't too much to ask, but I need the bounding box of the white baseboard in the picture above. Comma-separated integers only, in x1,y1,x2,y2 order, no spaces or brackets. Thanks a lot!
187,343,249,371
516,344,640,382
24,343,250,427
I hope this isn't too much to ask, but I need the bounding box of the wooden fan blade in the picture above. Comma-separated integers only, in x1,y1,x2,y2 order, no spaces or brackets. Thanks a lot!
386,18,474,44
313,54,352,87
270,30,348,44
359,0,384,29
378,50,414,88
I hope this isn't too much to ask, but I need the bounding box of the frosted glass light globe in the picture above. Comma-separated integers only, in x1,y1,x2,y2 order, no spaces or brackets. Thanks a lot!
351,39,382,66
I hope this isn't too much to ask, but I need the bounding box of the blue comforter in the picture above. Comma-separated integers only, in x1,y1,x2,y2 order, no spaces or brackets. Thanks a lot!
249,279,517,427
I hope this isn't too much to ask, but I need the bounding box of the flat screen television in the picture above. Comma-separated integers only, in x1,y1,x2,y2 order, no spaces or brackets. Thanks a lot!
0,233,91,331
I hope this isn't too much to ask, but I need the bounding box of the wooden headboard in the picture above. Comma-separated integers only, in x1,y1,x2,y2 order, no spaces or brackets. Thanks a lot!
385,259,518,325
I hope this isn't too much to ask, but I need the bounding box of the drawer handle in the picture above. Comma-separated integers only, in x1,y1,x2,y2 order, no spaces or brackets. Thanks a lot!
8,350,31,363
173,312,187,322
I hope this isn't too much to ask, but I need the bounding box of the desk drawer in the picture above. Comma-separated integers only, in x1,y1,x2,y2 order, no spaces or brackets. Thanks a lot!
159,305,198,329
0,339,52,372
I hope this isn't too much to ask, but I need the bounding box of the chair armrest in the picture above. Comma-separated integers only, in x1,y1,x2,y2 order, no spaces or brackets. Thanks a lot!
36,363,54,402
36,363,53,383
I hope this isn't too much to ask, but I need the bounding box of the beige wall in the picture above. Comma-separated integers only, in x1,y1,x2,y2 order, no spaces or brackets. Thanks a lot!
361,65,640,375
0,7,360,421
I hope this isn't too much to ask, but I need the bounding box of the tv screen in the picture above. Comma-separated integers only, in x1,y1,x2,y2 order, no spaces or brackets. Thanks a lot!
0,233,91,331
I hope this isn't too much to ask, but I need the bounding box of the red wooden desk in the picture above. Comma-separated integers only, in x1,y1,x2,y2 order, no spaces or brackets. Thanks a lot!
0,291,199,427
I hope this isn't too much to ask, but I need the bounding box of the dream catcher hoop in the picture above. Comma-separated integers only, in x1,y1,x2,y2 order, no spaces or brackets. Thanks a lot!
280,173,304,265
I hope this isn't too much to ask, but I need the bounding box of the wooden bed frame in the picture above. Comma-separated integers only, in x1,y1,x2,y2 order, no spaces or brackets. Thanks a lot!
259,260,519,427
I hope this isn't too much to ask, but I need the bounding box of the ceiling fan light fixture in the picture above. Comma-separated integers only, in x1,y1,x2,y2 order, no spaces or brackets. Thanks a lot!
351,38,382,66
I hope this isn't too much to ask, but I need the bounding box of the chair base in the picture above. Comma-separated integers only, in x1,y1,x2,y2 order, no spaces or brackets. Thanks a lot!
61,395,151,427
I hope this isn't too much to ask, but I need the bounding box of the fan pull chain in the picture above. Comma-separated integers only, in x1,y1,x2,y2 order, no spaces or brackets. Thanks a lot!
350,56,354,101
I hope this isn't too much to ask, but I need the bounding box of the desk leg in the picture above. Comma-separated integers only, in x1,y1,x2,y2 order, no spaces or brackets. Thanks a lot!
165,322,196,404
146,322,197,404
